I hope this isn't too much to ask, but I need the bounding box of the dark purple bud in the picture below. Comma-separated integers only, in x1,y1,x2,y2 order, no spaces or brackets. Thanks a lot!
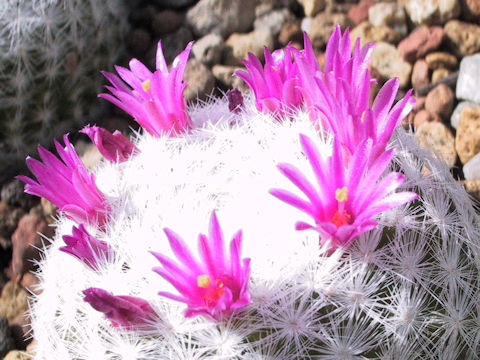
227,89,244,114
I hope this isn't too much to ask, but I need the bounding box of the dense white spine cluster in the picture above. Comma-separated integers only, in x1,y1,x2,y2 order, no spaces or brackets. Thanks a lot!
30,96,480,359
0,0,128,163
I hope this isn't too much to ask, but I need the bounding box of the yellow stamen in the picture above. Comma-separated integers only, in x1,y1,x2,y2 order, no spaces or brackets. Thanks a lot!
141,79,151,92
360,111,366,123
335,187,348,202
197,275,211,288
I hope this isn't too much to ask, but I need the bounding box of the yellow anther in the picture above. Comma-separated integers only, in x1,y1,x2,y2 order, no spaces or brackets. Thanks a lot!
360,111,366,123
197,275,211,288
335,187,348,202
141,79,151,92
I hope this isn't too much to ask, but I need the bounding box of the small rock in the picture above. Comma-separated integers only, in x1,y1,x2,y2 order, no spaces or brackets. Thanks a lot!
20,272,40,296
212,65,247,90
278,21,303,46
403,0,460,25
0,316,14,358
11,213,54,278
186,0,257,38
350,22,401,48
300,17,313,34
151,10,183,36
411,59,430,90
425,52,458,70
425,84,454,120
1,179,38,210
184,59,216,102
397,26,444,62
254,8,294,37
462,180,480,201
451,101,478,129
415,122,457,167
431,68,451,83
461,0,480,20
192,33,224,66
3,350,30,360
152,0,195,8
463,153,480,180
348,0,375,25
414,109,441,128
368,2,407,36
444,20,480,57
308,12,353,50
297,0,326,17
0,202,25,248
156,27,193,66
0,281,29,322
126,28,151,57
371,42,412,88
456,54,480,103
224,30,274,66
455,106,480,164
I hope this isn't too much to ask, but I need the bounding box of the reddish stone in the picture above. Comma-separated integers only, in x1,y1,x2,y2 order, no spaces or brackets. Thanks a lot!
11,214,54,279
425,84,455,121
413,109,441,128
347,0,374,25
397,26,444,62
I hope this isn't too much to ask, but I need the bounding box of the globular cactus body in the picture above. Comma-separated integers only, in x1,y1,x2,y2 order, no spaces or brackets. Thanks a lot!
29,96,480,359
0,0,128,173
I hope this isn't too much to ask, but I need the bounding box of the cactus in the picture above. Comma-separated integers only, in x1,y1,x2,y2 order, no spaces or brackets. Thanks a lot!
26,29,480,359
0,0,129,173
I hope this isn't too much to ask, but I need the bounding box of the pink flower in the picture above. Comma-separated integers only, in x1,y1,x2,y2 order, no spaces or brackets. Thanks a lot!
270,134,418,249
17,135,109,226
99,41,192,137
152,211,251,320
80,125,138,163
235,45,303,117
60,224,115,270
83,288,156,329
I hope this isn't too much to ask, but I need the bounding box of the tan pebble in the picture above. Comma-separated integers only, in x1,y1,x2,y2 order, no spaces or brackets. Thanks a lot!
3,350,30,360
425,52,458,70
455,105,480,164
462,180,480,202
431,68,451,83
425,84,454,120
415,122,457,167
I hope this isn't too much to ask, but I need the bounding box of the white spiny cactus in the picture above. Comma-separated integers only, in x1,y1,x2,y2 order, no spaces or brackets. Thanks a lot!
28,94,480,359
0,0,128,165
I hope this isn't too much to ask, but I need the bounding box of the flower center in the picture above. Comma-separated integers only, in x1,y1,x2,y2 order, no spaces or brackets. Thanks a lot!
331,187,352,227
197,274,225,306
141,79,151,92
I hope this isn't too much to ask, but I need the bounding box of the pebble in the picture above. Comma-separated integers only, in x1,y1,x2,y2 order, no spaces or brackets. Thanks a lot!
413,109,441,128
308,12,353,49
411,59,430,90
415,122,457,167
126,28,151,57
224,30,274,66
425,84,455,120
370,42,412,88
347,0,374,25
254,8,294,37
151,10,183,36
1,179,38,210
444,20,480,57
461,0,480,20
192,33,225,66
0,281,29,322
451,101,479,129
186,0,257,38
425,52,458,70
183,59,216,102
297,0,326,17
0,316,14,358
11,213,54,278
349,22,401,48
368,2,407,36
462,180,480,201
3,350,30,360
463,153,480,180
397,26,444,62
455,105,480,164
431,68,451,83
403,0,460,25
278,21,303,46
212,65,247,90
456,53,480,104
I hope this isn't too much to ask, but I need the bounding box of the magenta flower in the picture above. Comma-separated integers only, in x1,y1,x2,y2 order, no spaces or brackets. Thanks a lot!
80,125,138,163
17,135,109,226
235,45,303,117
152,211,251,320
83,288,156,329
99,41,192,137
60,224,114,270
270,134,418,249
